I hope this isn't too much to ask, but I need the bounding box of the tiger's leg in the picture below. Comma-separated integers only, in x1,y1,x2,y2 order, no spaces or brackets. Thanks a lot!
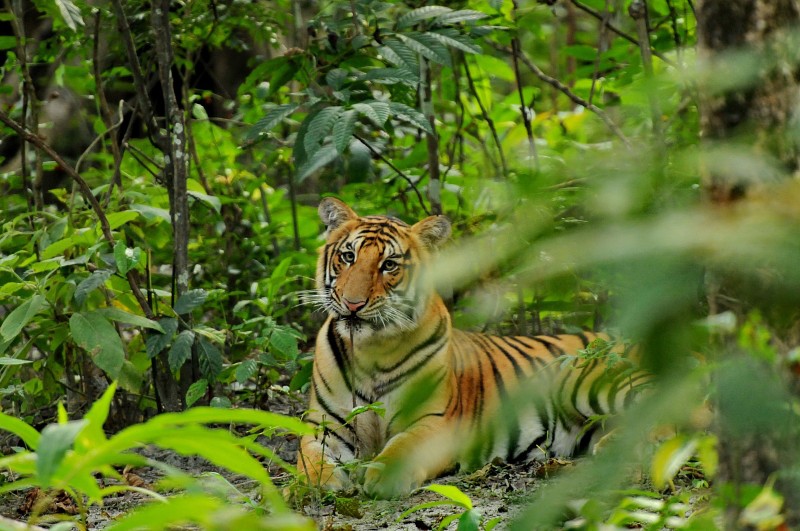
296,432,352,491
362,416,456,498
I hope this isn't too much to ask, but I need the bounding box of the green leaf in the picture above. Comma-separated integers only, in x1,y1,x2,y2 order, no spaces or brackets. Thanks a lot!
353,101,391,128
457,510,481,531
191,103,209,120
236,359,258,384
185,379,208,407
37,420,88,487
332,109,357,153
146,318,178,358
397,6,452,29
381,39,420,72
187,190,222,214
70,311,125,378
0,36,16,50
398,33,452,67
174,289,207,315
429,29,482,54
651,435,697,490
361,67,419,86
74,269,113,306
0,294,46,342
424,484,473,509
105,211,139,230
304,106,344,155
389,102,434,134
0,412,41,449
76,382,117,452
210,396,231,408
436,9,488,24
269,328,300,359
246,103,300,143
197,338,223,380
54,0,84,30
113,241,142,276
97,308,165,333
168,330,195,373
326,68,348,90
296,144,338,182
0,356,33,365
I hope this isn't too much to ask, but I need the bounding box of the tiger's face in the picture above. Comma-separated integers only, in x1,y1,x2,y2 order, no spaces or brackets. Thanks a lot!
310,198,451,338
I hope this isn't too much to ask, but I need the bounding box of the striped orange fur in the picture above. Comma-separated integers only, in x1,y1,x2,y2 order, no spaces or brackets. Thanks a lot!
297,198,647,498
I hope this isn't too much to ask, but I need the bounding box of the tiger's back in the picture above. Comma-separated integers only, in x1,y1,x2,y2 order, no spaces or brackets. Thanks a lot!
298,198,647,498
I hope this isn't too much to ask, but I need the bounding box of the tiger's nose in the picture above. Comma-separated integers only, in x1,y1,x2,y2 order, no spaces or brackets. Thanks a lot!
344,298,367,313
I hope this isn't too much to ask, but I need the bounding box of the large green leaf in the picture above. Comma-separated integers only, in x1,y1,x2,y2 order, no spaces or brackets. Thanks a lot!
113,241,142,275
185,379,208,408
74,269,113,306
303,106,344,156
54,0,84,30
69,311,125,378
0,294,46,343
146,317,178,358
380,39,420,72
397,6,452,29
168,330,195,373
428,29,482,54
37,420,88,487
97,308,165,333
332,109,357,153
245,103,300,144
436,9,487,25
296,144,339,182
0,412,41,449
197,338,223,379
389,102,434,134
398,33,452,67
174,289,207,315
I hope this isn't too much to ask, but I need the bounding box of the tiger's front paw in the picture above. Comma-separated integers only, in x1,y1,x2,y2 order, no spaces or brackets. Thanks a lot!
361,461,424,499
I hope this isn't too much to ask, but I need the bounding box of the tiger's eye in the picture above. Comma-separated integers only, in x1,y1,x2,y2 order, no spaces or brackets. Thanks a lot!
382,259,399,272
340,250,355,264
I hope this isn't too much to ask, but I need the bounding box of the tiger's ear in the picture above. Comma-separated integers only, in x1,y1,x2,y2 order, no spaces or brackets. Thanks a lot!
412,215,451,249
319,197,358,230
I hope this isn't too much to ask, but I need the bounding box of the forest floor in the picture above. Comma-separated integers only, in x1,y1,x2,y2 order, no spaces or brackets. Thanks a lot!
0,388,704,530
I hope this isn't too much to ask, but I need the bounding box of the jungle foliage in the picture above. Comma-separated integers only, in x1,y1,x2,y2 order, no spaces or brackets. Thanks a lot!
1,0,799,528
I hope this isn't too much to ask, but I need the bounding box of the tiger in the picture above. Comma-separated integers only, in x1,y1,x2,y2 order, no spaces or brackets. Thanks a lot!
297,197,649,499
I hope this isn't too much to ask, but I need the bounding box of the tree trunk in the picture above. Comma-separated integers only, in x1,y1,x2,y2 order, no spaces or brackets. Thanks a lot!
696,0,800,526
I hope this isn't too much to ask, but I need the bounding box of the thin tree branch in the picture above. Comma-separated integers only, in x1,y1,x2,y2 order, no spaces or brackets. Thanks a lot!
354,134,431,216
629,1,664,145
570,0,675,68
492,42,631,148
0,109,155,320
420,58,441,215
463,57,509,177
511,30,539,170
110,0,162,146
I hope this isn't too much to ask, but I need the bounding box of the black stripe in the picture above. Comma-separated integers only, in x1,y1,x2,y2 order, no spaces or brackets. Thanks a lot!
374,348,441,397
304,418,357,454
376,317,446,373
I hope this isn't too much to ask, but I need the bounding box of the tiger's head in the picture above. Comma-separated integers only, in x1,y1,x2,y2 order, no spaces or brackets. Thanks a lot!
310,197,451,338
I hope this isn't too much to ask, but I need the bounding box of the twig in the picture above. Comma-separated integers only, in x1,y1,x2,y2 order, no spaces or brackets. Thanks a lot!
420,58,441,215
110,0,162,146
0,109,155,320
629,1,664,145
492,42,631,148
570,0,675,68
92,9,123,190
463,57,508,177
354,134,431,216
511,25,538,170
7,0,39,215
